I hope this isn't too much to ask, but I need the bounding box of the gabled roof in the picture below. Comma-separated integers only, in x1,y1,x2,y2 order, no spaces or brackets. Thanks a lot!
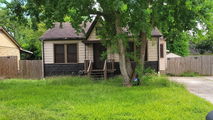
40,17,98,41
40,17,163,41
40,22,91,40
0,27,33,54
151,27,163,37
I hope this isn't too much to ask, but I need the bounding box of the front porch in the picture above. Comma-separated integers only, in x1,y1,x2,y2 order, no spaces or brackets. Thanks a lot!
84,59,116,79
84,42,118,79
83,42,159,79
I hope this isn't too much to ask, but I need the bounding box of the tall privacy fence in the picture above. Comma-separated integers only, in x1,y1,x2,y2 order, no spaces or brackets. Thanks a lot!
166,55,213,76
0,56,43,79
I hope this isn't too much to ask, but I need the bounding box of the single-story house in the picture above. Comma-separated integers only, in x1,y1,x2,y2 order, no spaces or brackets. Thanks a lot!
40,18,167,77
0,27,32,61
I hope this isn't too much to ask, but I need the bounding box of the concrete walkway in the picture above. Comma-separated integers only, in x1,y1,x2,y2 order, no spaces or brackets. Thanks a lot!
169,76,213,104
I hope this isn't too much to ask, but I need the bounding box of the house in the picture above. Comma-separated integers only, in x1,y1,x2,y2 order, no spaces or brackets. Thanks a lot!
167,53,181,59
0,27,32,61
40,19,167,77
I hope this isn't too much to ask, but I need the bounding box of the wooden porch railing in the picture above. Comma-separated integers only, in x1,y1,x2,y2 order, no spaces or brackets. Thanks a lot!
103,59,115,79
84,60,93,76
85,59,115,79
106,59,115,72
103,60,107,79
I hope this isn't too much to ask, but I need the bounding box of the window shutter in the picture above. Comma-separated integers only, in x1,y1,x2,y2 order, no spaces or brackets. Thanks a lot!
54,44,65,63
67,44,77,63
160,44,164,58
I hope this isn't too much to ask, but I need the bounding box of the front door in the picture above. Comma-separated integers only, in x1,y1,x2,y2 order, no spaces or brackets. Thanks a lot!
93,43,106,69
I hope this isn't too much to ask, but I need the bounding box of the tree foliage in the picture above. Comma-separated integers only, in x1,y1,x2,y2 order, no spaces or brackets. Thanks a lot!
194,8,213,54
0,7,46,60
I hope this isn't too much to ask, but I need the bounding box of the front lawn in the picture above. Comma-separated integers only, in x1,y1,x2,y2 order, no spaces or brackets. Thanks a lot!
0,76,212,120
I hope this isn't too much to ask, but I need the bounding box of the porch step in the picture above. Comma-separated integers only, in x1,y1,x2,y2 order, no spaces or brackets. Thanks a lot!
90,69,104,79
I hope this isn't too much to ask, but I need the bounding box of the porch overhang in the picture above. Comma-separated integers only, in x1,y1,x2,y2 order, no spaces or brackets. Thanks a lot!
82,40,101,44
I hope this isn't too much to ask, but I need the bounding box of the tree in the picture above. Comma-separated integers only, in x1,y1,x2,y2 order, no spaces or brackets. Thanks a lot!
4,0,211,86
0,8,46,60
194,7,213,54
166,32,190,56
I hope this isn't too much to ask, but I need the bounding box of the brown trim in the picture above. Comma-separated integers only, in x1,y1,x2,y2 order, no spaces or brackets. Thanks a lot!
85,16,100,40
77,43,79,63
64,45,68,63
41,37,85,41
157,37,160,72
45,63,80,65
42,40,45,78
83,40,101,44
145,42,148,61
160,43,164,58
152,35,162,37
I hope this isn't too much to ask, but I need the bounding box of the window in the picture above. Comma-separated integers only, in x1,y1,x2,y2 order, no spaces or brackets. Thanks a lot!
54,44,77,63
67,44,77,63
160,44,164,58
54,44,65,63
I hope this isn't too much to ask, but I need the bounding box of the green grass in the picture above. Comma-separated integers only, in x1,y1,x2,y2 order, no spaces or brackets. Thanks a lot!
167,72,201,77
180,72,201,77
0,76,212,120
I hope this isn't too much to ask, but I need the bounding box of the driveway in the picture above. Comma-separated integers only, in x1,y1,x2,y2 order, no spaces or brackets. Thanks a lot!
169,76,213,104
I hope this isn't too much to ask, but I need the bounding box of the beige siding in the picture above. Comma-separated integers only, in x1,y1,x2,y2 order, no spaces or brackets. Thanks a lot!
85,44,93,61
0,31,17,48
106,38,159,63
43,40,85,64
108,53,119,62
78,42,85,63
0,31,20,60
159,38,167,71
0,47,20,60
87,28,101,41
44,42,54,63
147,38,158,61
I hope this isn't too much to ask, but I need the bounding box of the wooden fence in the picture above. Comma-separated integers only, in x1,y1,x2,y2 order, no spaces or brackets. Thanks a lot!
19,60,43,79
166,55,213,76
0,56,43,79
0,56,18,78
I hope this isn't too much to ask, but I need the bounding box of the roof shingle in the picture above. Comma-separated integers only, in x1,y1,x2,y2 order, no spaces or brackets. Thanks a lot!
40,22,93,40
40,21,163,40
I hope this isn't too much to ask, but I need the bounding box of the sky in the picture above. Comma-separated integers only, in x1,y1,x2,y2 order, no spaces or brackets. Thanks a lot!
0,0,11,8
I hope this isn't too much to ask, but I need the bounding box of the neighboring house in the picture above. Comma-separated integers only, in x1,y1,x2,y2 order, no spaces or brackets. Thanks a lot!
40,18,167,77
0,27,32,61
167,53,181,59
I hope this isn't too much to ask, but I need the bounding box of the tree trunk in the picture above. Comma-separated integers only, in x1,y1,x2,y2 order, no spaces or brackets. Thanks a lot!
115,14,132,86
126,57,133,78
139,32,148,74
